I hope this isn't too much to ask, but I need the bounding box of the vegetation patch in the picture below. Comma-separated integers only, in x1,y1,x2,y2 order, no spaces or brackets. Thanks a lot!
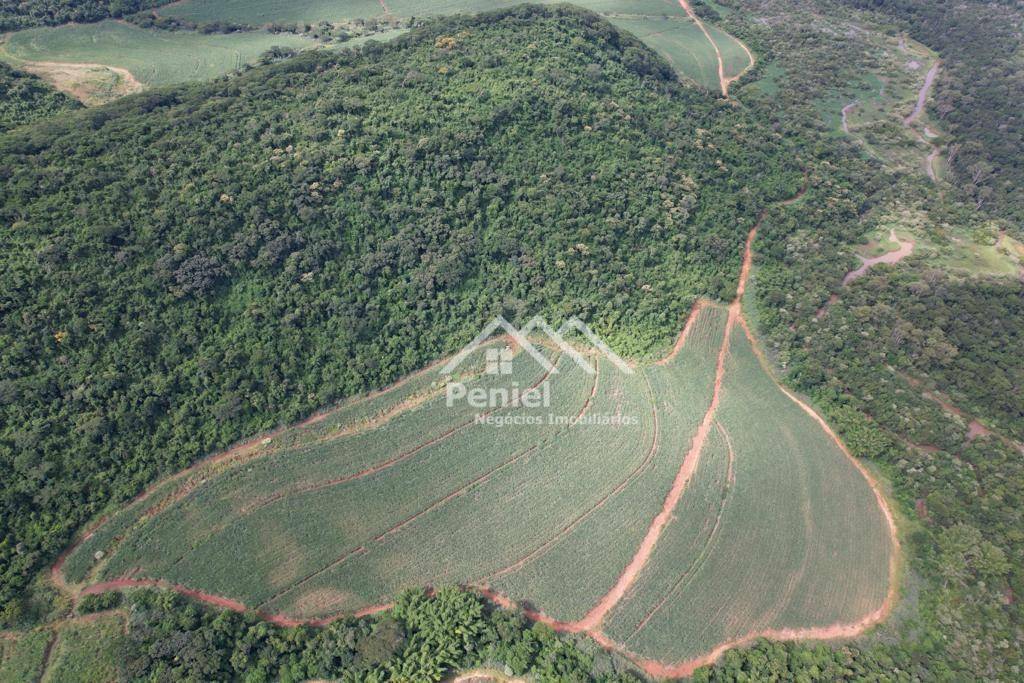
67,304,892,666
42,613,127,683
0,20,317,96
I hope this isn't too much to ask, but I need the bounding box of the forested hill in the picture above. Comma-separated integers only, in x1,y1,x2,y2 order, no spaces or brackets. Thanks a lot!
0,5,801,617
0,63,80,133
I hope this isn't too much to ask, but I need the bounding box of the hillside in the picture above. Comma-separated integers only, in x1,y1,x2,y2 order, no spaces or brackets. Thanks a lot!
0,62,79,132
58,302,893,674
0,4,801,624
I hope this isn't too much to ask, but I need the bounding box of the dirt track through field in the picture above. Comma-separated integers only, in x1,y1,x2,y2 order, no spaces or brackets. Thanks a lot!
57,178,899,675
842,228,915,285
238,352,561,515
480,372,659,582
678,0,754,96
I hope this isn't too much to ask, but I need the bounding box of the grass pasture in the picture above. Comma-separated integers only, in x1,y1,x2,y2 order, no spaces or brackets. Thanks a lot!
0,20,316,102
152,0,746,92
66,303,894,666
42,614,127,683
0,630,50,683
163,0,387,24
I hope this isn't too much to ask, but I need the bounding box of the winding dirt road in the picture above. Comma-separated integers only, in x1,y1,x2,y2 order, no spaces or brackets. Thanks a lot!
50,181,899,678
842,228,915,285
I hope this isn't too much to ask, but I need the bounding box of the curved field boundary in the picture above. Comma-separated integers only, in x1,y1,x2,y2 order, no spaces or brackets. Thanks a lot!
59,179,899,676
480,368,657,584
678,0,755,96
475,178,899,676
621,421,735,640
54,338,544,589
655,299,705,365
257,365,599,615
234,350,560,513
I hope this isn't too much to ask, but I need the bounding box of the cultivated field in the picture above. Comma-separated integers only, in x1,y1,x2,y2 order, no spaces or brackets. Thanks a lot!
0,1,752,102
160,0,749,92
0,20,316,99
603,322,893,663
63,301,894,668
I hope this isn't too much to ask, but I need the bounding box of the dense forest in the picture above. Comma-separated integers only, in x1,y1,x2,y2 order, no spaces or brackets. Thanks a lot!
91,587,642,681
0,0,173,31
0,63,80,133
0,4,801,628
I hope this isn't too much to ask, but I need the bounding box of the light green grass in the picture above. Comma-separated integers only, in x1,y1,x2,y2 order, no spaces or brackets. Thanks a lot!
0,630,51,683
706,23,750,79
164,0,386,23
43,615,127,683
608,16,720,90
604,323,892,662
490,305,727,620
1,21,317,87
158,1,737,91
165,0,688,22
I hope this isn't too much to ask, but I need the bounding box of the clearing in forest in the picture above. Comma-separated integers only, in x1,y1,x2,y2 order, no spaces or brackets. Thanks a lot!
62,294,895,672
0,20,316,102
164,0,753,92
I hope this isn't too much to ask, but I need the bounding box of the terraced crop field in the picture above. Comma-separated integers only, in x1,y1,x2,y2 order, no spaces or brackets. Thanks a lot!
602,321,893,665
62,297,895,669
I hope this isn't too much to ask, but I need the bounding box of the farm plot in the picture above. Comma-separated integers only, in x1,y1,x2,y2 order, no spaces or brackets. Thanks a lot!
89,347,564,585
603,322,893,663
486,305,728,621
79,349,604,607
60,343,494,586
260,355,653,619
607,16,720,90
66,300,895,665
162,0,387,24
0,20,316,88
155,0,737,92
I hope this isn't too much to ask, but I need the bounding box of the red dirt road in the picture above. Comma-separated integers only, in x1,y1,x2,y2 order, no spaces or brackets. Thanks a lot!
58,180,900,678
678,0,755,96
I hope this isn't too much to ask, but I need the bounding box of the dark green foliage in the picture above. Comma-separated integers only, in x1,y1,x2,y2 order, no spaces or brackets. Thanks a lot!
840,0,1024,226
0,5,799,623
0,62,80,132
0,0,174,31
116,587,639,681
76,590,122,614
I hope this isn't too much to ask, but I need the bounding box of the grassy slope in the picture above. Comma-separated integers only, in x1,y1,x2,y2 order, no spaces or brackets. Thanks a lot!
70,305,891,662
0,630,50,682
489,305,726,619
1,20,316,87
165,0,742,92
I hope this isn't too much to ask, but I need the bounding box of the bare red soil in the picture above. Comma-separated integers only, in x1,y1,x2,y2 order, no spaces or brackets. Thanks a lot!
656,300,705,366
